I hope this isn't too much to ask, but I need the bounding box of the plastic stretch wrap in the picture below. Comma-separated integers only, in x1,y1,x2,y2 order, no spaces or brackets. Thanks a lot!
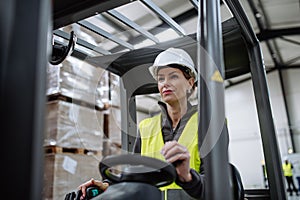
108,107,122,145
43,153,102,200
45,100,103,151
47,59,109,108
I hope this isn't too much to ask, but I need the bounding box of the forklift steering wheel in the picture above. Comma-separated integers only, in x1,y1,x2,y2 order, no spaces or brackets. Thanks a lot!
99,154,177,188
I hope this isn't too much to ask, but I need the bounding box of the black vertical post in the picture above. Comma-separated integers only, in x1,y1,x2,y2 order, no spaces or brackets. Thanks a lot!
249,44,287,200
103,113,111,156
120,79,137,153
224,0,287,199
120,64,157,153
103,72,112,156
197,0,232,199
0,0,51,199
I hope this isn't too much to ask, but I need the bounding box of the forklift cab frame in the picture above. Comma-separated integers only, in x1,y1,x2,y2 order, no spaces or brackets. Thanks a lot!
0,0,287,199
86,0,286,199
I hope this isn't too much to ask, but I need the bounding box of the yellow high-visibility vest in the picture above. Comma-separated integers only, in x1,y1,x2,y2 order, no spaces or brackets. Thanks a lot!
282,163,293,177
139,112,200,191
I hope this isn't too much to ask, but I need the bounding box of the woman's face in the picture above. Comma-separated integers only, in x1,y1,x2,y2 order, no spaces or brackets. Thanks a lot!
157,67,194,104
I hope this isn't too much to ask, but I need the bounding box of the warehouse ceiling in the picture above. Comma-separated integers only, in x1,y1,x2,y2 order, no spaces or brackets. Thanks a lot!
52,0,300,109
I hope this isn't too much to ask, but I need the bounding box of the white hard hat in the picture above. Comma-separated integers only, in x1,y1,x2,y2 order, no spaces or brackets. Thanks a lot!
149,47,198,82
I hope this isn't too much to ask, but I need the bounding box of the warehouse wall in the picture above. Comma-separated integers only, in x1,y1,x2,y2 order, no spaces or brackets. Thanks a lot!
225,69,300,188
282,68,300,152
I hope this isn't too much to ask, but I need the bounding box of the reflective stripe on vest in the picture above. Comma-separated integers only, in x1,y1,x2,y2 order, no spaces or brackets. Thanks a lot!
282,163,293,177
139,112,200,191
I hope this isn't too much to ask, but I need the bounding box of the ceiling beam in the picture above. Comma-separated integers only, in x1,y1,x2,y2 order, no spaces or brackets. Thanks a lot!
110,8,197,53
107,10,159,43
189,0,223,11
225,67,277,89
141,0,186,36
280,36,300,46
77,20,134,50
257,27,300,41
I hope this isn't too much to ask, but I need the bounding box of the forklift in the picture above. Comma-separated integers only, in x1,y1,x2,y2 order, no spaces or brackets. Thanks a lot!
0,0,287,199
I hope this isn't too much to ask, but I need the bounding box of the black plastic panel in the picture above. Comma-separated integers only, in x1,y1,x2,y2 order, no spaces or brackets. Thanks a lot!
52,0,132,29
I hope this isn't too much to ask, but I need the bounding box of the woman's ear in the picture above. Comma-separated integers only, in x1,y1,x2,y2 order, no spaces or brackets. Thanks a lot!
188,78,195,88
187,78,195,95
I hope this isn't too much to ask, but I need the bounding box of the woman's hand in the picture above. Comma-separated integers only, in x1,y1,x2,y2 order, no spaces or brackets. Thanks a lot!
77,178,109,200
161,141,192,182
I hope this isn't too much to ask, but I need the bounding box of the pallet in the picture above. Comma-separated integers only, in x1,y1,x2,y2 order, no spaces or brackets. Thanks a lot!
47,93,109,111
44,145,100,155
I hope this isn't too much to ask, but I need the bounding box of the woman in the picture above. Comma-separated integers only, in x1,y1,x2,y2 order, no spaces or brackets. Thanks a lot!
78,47,204,200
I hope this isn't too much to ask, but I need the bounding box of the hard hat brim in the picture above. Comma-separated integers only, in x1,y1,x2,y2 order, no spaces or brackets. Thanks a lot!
148,64,198,82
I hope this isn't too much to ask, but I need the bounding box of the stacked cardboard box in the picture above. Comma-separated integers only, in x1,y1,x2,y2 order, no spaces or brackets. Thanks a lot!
43,58,112,199
43,99,105,199
45,100,103,151
47,59,110,109
43,153,102,200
